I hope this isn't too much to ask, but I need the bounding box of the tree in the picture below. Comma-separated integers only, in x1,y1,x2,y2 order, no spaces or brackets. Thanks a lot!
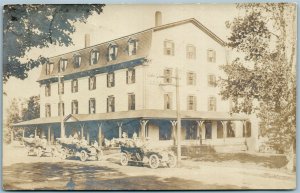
3,4,105,83
4,98,22,143
219,3,296,168
21,95,40,121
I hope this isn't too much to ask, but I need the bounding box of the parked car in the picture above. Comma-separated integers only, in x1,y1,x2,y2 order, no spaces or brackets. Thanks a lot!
23,137,54,157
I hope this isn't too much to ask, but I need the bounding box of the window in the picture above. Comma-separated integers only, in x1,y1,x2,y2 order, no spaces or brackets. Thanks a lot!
71,100,78,114
128,39,138,56
217,121,223,138
126,69,135,84
205,122,212,139
90,50,100,65
187,95,196,110
185,122,197,140
208,97,216,111
207,49,216,62
108,44,118,61
107,96,115,112
89,76,96,90
58,79,64,95
59,59,68,72
187,72,196,85
45,63,53,75
128,93,135,110
74,55,81,68
58,102,65,116
71,79,78,93
164,40,174,56
107,73,115,87
208,75,217,87
227,121,236,137
45,104,51,117
89,98,96,114
159,123,172,140
186,45,196,59
45,84,51,97
163,68,172,84
164,93,172,110
243,121,251,137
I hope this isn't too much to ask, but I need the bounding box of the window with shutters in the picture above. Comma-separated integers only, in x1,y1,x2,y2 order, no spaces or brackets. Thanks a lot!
164,93,172,110
71,79,78,93
187,72,196,85
45,84,51,97
58,59,68,72
71,100,78,114
126,69,135,84
45,104,51,117
186,45,196,59
243,121,252,137
108,44,118,61
164,40,174,56
128,93,135,110
208,74,217,87
107,96,115,112
107,73,115,87
45,63,53,75
89,76,96,90
163,68,172,84
128,39,138,56
207,49,216,62
58,102,65,116
58,79,64,95
208,97,216,111
89,98,96,114
187,95,196,110
90,50,100,65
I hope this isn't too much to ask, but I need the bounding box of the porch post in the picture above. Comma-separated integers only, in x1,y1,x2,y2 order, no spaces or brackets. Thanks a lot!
197,121,204,145
140,120,149,141
51,127,54,144
221,121,227,142
97,123,103,147
170,120,177,145
87,127,90,144
48,126,51,145
22,128,25,139
117,122,123,138
80,124,85,140
35,127,37,137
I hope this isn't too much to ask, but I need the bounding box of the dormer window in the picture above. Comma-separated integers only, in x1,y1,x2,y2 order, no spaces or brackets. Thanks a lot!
164,40,174,56
74,55,81,68
90,50,100,65
108,43,118,61
128,38,138,56
59,59,68,72
45,63,54,75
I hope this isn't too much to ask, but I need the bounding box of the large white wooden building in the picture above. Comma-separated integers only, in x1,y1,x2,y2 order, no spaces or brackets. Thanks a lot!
14,12,258,152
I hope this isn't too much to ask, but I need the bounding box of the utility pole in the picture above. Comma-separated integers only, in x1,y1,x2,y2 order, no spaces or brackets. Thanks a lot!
58,74,65,138
175,68,181,164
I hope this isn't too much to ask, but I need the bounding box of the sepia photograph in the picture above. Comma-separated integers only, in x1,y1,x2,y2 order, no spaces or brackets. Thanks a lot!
2,3,297,190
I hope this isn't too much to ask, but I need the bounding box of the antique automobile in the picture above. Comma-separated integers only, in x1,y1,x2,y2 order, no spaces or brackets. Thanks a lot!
56,138,103,161
23,136,54,157
119,139,177,169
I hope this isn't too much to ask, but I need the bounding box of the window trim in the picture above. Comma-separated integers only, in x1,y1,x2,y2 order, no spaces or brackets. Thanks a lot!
207,49,216,63
187,95,197,111
71,100,79,114
128,93,135,111
208,96,217,111
126,68,136,84
107,72,115,87
187,71,196,86
45,84,51,97
58,102,65,116
73,54,82,68
164,93,173,110
58,58,68,72
71,79,78,93
89,76,96,90
108,43,118,61
186,44,196,59
208,74,217,87
107,95,115,112
164,40,175,56
45,103,51,117
128,38,138,56
163,68,173,84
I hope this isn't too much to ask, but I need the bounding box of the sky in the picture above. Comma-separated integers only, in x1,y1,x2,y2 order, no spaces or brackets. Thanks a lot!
3,4,239,113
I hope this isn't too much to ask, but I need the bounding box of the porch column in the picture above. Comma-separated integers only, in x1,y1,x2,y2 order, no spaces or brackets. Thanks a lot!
87,127,90,144
51,128,54,144
117,122,123,138
48,126,51,145
97,123,103,147
221,121,227,142
22,128,25,139
170,120,177,145
35,127,37,137
197,121,204,145
80,124,85,140
140,120,149,141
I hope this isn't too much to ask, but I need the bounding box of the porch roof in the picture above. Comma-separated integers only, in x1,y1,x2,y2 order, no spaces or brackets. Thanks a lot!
13,110,248,127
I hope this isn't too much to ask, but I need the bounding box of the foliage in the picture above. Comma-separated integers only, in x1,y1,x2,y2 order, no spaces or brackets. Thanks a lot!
21,95,40,121
219,3,296,154
3,4,105,83
4,98,22,143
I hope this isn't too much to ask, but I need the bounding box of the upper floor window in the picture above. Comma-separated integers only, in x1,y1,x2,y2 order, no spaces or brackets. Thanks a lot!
164,68,173,84
45,104,51,117
90,50,100,65
187,95,197,110
71,79,78,93
45,63,54,75
207,49,216,63
89,76,96,90
108,44,118,61
187,72,196,85
243,121,252,138
45,84,51,97
164,40,174,56
58,78,64,95
164,93,172,110
59,59,68,72
128,39,138,56
107,73,115,87
128,93,135,110
208,74,217,87
71,100,78,114
58,102,65,116
126,68,135,84
107,96,115,112
208,97,216,111
89,98,96,114
186,45,196,59
73,55,81,68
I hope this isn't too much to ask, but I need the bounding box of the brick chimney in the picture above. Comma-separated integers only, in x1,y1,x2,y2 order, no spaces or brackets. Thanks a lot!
85,34,90,48
155,11,162,27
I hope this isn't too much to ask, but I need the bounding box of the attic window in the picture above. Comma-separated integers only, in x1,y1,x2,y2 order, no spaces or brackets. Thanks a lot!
46,63,54,75
108,43,118,61
128,38,138,56
59,59,68,72
74,55,81,68
90,50,100,65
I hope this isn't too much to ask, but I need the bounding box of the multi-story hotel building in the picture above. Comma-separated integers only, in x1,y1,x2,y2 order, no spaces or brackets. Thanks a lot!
14,12,257,152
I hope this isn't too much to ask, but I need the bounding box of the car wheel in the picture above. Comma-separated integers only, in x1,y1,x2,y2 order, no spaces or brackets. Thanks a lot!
167,153,177,168
149,154,160,169
36,147,42,157
97,150,104,161
120,153,128,166
80,150,88,162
